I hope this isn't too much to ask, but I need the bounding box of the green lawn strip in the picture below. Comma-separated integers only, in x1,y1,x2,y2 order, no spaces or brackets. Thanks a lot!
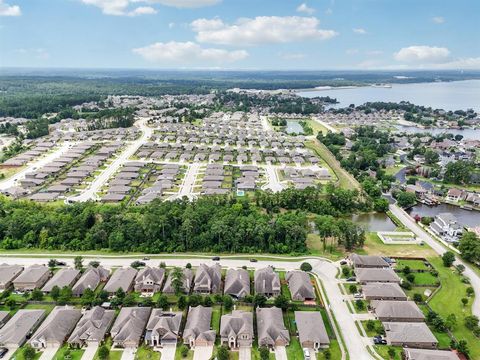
352,299,368,313
174,345,193,360
286,336,304,360
316,339,341,360
251,342,275,360
427,256,480,359
395,259,429,271
405,286,436,300
360,320,383,337
278,272,292,300
12,346,42,360
134,344,160,360
54,343,85,360
23,303,56,313
373,345,402,360
399,272,439,286
211,304,222,334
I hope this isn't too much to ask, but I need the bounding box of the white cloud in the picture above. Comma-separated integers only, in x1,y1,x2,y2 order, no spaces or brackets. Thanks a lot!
133,41,248,64
168,22,175,28
191,16,337,46
353,28,367,34
279,52,306,60
394,45,450,63
81,0,131,15
0,0,21,16
146,0,221,8
128,6,156,15
296,3,315,15
432,16,445,24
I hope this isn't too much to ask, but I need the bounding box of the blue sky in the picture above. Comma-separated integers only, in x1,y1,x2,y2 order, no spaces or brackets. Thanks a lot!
1,0,479,69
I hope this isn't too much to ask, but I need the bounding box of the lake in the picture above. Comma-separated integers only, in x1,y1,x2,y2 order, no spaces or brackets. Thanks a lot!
408,203,480,228
285,120,304,134
298,80,480,111
350,213,397,232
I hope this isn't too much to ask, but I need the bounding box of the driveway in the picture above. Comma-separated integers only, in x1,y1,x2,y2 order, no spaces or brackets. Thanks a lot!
193,345,213,360
120,348,135,360
81,344,99,360
38,346,60,360
239,346,251,360
159,345,176,360
274,346,287,360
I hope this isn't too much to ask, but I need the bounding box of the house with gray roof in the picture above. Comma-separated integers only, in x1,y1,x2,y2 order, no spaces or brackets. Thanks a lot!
0,264,23,291
384,322,437,349
42,268,81,293
111,307,151,348
254,267,280,298
145,310,182,348
256,307,289,348
224,268,250,299
134,267,165,295
220,310,253,349
193,264,222,294
355,268,401,284
362,283,407,301
371,300,425,322
163,268,193,294
104,267,137,295
295,311,329,350
285,271,315,301
350,254,390,268
68,306,115,347
183,306,215,348
30,306,82,349
0,310,45,347
13,265,50,291
403,349,460,360
72,266,110,296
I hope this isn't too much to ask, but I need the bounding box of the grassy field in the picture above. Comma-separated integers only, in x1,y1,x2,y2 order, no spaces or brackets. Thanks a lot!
306,233,346,261
400,271,439,286
211,305,222,334
362,233,437,258
427,256,480,359
174,345,193,360
134,344,160,360
54,344,85,360
305,140,361,191
395,259,430,271
305,119,329,134
360,320,383,337
373,345,402,360
12,346,42,360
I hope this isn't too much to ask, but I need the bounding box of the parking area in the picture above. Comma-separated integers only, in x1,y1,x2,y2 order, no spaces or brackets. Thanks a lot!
274,346,288,360
38,346,60,360
193,345,213,360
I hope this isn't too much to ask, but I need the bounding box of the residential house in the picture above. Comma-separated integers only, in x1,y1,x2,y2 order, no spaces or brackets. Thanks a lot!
103,267,137,295
111,307,151,348
72,266,110,296
371,301,425,322
254,267,280,298
134,267,165,295
42,268,81,293
403,348,460,360
350,254,390,269
30,306,82,349
256,307,289,348
362,283,407,301
224,269,250,299
295,311,330,350
68,306,116,348
145,310,182,348
163,268,193,294
182,306,216,348
384,322,437,349
220,310,253,349
0,310,45,348
193,264,222,294
0,264,23,291
430,213,463,242
285,271,315,301
13,265,51,291
355,268,401,284
446,188,464,202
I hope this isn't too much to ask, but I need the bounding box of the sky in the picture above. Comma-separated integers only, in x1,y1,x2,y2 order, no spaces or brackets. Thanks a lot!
1,0,479,70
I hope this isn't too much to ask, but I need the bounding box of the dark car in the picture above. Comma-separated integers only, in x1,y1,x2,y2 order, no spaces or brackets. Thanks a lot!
212,256,220,261
57,261,67,266
250,259,258,262
346,277,356,282
142,257,150,261
340,260,347,265
0,348,8,359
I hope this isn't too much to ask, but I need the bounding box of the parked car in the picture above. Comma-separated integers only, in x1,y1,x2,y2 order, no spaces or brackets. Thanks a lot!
57,261,67,266
346,277,356,282
353,293,363,299
0,348,8,359
142,257,150,261
250,258,258,262
340,260,347,265
212,256,220,261
303,348,311,360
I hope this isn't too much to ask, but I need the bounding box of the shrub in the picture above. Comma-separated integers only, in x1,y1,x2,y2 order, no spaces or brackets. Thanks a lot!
349,284,357,294
300,262,313,272
406,273,415,283
98,345,109,360
180,345,189,358
442,251,456,267
342,266,350,277
464,315,479,330
413,293,423,303
259,346,270,360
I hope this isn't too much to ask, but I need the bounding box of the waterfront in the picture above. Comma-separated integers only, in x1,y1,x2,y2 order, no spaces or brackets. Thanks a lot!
408,203,480,228
351,213,397,232
298,80,480,111
396,125,480,140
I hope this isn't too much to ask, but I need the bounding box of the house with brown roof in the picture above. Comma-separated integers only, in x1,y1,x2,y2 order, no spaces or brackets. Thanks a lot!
256,307,289,348
13,265,51,291
220,310,253,349
295,311,329,350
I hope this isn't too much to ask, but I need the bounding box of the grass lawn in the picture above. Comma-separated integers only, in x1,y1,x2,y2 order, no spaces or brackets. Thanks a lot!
395,259,430,271
211,305,222,333
427,256,480,359
305,140,360,191
174,345,193,360
278,272,292,300
251,343,275,360
363,233,437,258
24,303,56,313
286,336,304,360
361,320,383,337
306,233,346,261
54,344,85,360
373,345,402,360
12,346,42,360
400,272,439,286
134,344,160,360
352,299,368,313
405,286,436,300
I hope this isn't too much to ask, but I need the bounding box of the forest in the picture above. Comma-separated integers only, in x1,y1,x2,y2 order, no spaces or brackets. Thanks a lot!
0,186,366,254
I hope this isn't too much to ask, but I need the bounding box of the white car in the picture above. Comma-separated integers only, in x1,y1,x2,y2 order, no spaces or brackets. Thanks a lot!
354,293,363,299
303,348,311,360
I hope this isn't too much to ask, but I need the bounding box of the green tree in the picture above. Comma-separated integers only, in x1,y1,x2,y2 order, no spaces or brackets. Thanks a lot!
50,286,61,302
178,295,187,310
223,295,233,311
5,298,16,310
300,262,312,272
30,289,43,301
387,348,396,359
462,298,469,307
396,191,417,208
74,256,83,270
171,267,184,296
180,345,189,358
459,232,480,263
366,320,375,332
466,287,474,297
216,346,229,360
446,314,457,330
413,293,423,303
81,288,95,307
355,299,365,311
349,284,357,294
253,294,267,307
48,259,57,269
274,294,289,310
424,149,439,165
464,315,479,330
98,345,109,360
23,344,36,360
442,251,456,267
259,346,270,360
58,286,73,305
122,294,136,307
156,295,169,309
444,161,473,185
457,340,470,358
